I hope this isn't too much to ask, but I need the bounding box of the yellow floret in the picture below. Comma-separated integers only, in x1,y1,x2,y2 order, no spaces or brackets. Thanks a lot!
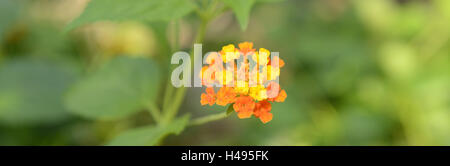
249,85,268,101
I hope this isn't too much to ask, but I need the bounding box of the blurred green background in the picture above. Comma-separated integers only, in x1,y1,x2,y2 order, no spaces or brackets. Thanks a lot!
0,0,449,145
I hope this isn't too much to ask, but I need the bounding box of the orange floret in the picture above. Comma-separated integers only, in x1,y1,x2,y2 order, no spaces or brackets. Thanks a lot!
233,96,256,119
238,42,256,56
274,89,287,102
253,100,273,123
216,87,236,106
279,58,285,68
258,112,273,124
198,42,286,124
269,56,285,68
200,87,216,106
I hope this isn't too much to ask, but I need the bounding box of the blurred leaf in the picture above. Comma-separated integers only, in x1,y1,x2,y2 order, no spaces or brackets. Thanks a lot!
221,0,255,30
341,108,393,145
221,0,283,30
0,58,80,125
0,0,19,40
107,114,190,145
436,0,450,19
352,0,395,34
65,0,195,31
379,42,417,81
65,56,160,120
24,24,75,57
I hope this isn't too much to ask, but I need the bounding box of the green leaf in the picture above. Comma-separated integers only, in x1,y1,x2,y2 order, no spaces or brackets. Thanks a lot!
107,114,190,146
220,0,283,30
65,0,195,31
221,0,256,30
0,58,80,125
65,56,161,120
226,104,234,116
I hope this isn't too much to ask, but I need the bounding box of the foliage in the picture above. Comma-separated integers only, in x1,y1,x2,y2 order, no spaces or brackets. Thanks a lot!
65,56,160,120
65,0,196,31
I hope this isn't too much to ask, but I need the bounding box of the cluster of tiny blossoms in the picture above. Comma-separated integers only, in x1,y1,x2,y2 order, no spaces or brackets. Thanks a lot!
200,42,287,124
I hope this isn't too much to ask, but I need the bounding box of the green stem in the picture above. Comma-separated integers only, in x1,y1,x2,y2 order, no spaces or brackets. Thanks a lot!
146,102,161,124
163,83,174,111
162,18,209,124
163,20,180,111
161,0,224,124
189,112,228,126
195,19,208,43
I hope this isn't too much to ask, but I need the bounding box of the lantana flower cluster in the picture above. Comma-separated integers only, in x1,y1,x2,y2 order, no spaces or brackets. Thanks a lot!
200,42,287,124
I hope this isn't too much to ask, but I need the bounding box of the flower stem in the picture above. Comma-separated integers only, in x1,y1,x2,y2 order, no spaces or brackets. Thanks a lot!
189,112,228,126
146,102,161,124
162,17,209,124
161,1,224,124
163,20,180,111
